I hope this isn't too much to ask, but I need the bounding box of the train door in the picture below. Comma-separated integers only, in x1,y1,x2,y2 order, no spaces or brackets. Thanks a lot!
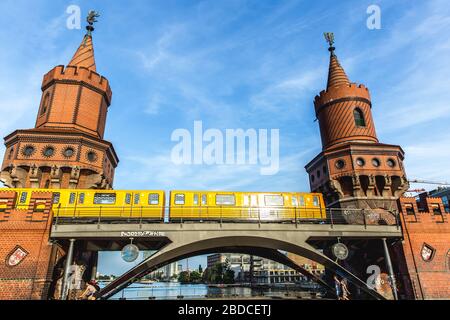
131,192,143,218
15,190,30,210
123,192,133,218
64,191,80,218
191,193,206,221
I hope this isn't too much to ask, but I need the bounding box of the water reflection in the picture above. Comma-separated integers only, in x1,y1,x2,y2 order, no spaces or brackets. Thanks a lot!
104,282,323,300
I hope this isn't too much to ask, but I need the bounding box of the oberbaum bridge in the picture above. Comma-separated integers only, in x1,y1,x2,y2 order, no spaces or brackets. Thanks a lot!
0,14,449,301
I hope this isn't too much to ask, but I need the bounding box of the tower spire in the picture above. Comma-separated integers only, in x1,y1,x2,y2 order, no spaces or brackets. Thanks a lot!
324,32,350,89
68,10,100,72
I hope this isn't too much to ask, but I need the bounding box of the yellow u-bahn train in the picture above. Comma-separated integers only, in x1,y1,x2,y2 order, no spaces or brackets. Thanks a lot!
0,189,326,222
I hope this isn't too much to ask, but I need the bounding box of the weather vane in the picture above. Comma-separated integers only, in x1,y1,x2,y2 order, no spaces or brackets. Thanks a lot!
323,32,336,54
83,10,100,46
86,10,100,35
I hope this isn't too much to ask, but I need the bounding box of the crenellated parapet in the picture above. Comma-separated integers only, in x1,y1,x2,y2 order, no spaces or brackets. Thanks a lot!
42,65,112,105
314,83,371,112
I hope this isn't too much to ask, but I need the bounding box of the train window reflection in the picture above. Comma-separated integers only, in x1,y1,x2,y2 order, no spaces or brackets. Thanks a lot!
94,193,116,205
69,193,76,204
52,192,60,204
193,194,199,205
149,193,159,205
216,194,235,205
299,196,305,206
292,196,298,206
264,195,284,206
202,194,207,205
175,194,185,205
125,193,131,205
313,196,319,207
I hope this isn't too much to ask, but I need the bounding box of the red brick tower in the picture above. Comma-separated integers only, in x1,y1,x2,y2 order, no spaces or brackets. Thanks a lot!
0,21,118,189
305,34,409,210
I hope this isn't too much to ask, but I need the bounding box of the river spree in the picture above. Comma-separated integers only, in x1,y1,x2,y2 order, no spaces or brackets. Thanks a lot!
104,282,323,300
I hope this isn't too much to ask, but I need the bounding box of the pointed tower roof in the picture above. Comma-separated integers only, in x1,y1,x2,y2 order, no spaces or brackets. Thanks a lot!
326,52,350,89
323,32,350,89
68,35,96,71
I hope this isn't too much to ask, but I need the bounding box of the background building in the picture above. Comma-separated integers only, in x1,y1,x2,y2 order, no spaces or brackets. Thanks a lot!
429,187,450,213
206,253,320,284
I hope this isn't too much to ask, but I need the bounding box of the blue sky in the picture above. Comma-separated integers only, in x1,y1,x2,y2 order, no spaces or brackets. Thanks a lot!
1,0,450,275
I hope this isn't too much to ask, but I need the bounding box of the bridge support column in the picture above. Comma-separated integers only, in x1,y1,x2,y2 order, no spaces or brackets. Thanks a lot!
90,252,98,281
382,238,398,300
61,239,76,300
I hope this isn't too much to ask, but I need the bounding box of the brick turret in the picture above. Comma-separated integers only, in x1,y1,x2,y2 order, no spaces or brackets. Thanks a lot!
305,36,408,210
0,23,118,189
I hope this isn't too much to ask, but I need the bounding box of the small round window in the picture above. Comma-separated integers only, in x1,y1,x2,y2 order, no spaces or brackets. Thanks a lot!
387,159,396,168
372,158,381,167
356,158,365,167
87,151,97,162
22,145,35,157
335,160,345,169
43,147,55,157
63,147,75,158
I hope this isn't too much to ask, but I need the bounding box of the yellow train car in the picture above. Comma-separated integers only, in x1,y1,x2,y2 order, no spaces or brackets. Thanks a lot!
168,191,326,222
7,189,165,220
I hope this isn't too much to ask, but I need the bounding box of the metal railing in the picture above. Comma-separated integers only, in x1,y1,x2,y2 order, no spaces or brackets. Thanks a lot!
52,205,400,228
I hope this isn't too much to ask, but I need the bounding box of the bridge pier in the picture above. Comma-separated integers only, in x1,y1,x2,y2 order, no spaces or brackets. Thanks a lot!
61,239,76,300
382,238,398,300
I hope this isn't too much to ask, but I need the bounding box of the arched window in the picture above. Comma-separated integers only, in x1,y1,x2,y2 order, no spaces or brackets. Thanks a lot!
353,108,366,127
40,93,50,115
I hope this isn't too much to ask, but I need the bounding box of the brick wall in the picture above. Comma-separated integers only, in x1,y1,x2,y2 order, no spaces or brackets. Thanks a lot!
0,191,63,300
397,197,450,300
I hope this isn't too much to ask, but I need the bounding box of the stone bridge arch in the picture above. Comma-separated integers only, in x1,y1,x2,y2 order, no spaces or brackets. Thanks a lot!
99,235,385,300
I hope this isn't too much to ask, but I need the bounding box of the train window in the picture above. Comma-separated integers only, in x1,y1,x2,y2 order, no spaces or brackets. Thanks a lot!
251,195,258,206
299,196,305,206
149,193,159,205
52,192,60,204
20,192,27,204
244,195,249,206
264,195,284,206
292,196,298,206
69,193,76,204
216,194,235,206
313,196,320,207
125,193,131,205
79,193,85,204
175,194,185,205
94,193,116,205
134,194,140,205
202,194,207,205
193,194,199,205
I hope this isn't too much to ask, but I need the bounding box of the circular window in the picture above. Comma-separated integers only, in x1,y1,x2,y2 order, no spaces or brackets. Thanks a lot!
372,158,381,167
63,147,75,158
335,160,345,169
356,158,365,167
43,146,55,157
22,145,35,157
87,151,98,162
387,159,396,168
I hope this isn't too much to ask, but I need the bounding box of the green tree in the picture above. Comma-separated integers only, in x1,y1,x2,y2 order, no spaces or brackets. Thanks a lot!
190,271,202,283
178,271,190,283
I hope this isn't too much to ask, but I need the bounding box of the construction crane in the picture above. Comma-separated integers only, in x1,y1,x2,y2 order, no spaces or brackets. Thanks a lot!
408,179,450,186
406,188,426,193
